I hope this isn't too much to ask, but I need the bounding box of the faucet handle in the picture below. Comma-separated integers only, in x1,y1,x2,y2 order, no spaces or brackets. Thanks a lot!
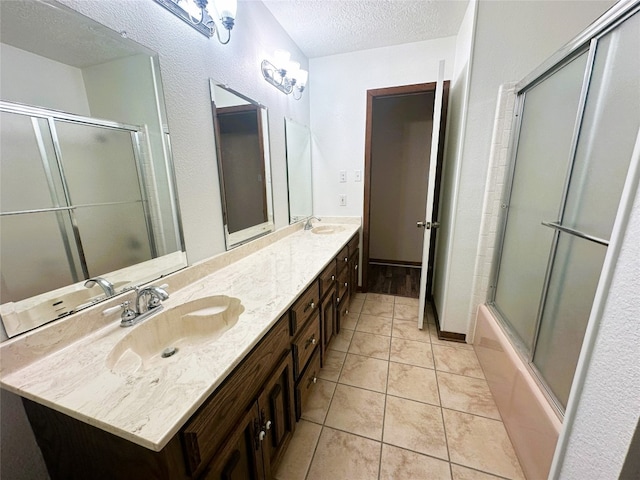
119,301,137,327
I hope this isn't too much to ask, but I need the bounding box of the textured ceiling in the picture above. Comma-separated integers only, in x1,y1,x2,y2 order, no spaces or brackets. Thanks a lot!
262,0,469,58
0,0,148,68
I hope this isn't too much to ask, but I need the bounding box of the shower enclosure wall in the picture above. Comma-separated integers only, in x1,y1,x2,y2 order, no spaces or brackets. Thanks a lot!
0,103,166,303
477,3,639,478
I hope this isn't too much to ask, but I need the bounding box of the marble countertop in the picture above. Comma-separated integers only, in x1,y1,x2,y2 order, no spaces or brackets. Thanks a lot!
0,222,359,451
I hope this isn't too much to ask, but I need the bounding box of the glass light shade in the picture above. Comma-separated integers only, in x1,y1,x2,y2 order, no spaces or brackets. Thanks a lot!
274,49,291,66
286,61,300,77
183,0,203,19
213,0,237,19
296,69,308,87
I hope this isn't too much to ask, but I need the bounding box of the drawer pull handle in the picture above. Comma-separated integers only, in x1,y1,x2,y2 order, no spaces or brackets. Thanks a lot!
304,301,315,313
307,374,318,388
344,257,348,262
306,335,317,348
265,420,272,431
355,264,358,270
344,282,348,287
258,430,266,442
331,275,335,281
336,297,340,303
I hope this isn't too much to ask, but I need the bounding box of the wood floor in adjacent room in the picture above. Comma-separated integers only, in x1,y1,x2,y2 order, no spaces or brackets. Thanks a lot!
366,263,421,298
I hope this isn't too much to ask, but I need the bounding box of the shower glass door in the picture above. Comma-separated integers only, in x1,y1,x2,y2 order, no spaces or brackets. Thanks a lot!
532,10,640,409
491,8,640,412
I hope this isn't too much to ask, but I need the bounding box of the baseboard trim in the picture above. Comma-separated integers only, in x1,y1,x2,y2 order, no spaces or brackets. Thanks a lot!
429,299,467,343
369,259,422,268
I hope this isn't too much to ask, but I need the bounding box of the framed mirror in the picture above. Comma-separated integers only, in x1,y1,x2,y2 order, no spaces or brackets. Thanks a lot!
285,118,313,223
209,80,274,249
0,0,186,338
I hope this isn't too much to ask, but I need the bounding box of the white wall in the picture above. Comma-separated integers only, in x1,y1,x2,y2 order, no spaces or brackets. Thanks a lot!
433,0,476,319
439,0,615,334
0,42,90,114
309,37,456,220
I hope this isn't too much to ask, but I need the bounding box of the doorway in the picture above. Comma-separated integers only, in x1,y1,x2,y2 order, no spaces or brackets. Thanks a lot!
362,82,449,299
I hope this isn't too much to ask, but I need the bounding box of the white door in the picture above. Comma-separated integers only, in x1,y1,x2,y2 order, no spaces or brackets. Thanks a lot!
417,60,445,330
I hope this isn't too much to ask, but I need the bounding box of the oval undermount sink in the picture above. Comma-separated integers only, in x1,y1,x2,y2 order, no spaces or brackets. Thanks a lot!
106,295,244,374
311,225,345,235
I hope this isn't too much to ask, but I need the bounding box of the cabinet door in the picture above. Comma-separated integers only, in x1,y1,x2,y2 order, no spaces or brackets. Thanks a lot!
336,292,350,334
257,353,296,478
200,406,264,480
320,285,336,364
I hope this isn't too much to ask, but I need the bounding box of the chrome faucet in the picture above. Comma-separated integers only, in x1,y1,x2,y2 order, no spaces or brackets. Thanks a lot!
84,277,115,298
136,285,169,315
304,216,321,230
117,285,169,327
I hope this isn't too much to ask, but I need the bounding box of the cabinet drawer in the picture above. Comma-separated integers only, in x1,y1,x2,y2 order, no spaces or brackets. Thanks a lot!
290,281,319,336
295,347,322,420
336,267,349,303
181,314,290,477
348,233,359,257
336,245,349,273
318,260,336,299
292,310,320,379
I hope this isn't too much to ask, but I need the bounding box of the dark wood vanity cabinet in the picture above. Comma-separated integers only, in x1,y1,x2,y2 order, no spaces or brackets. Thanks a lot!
320,283,336,364
290,281,322,421
203,353,295,480
318,260,337,365
348,239,359,303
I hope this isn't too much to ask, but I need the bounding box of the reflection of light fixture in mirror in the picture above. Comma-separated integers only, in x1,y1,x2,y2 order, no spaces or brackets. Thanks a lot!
154,0,237,43
261,50,309,100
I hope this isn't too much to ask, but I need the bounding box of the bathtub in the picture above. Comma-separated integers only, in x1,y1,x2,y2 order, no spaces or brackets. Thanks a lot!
473,304,562,480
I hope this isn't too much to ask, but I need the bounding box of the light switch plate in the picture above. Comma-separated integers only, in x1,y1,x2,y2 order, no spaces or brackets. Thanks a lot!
339,194,347,206
339,170,347,183
354,170,362,182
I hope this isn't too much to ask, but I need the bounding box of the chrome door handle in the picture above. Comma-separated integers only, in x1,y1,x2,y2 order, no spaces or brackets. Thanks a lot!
417,221,440,229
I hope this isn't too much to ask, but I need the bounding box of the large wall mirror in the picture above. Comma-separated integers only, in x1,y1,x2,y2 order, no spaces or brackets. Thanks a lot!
210,80,274,249
0,0,186,338
285,118,313,223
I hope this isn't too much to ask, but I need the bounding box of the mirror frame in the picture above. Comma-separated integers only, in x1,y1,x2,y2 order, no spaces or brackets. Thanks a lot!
284,117,313,224
209,79,275,249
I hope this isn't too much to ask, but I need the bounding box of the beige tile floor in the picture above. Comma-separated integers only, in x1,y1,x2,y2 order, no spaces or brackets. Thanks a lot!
275,293,525,480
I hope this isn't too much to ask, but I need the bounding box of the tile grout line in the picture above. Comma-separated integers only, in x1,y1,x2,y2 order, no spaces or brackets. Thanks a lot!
377,294,396,479
302,295,362,480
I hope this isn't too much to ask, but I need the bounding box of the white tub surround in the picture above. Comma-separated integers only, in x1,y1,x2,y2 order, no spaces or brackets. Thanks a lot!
0,221,359,452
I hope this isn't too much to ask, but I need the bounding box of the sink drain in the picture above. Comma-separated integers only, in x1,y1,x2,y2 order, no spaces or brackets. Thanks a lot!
161,347,178,358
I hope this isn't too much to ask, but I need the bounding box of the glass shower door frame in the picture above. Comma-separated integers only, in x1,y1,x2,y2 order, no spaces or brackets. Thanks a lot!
488,1,640,415
0,101,156,279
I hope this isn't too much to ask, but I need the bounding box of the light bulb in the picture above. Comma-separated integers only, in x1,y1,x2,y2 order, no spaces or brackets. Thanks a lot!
213,0,237,20
273,50,291,67
296,69,308,87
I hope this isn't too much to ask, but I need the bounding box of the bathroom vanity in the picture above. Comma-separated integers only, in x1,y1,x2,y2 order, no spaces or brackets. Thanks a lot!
0,222,360,480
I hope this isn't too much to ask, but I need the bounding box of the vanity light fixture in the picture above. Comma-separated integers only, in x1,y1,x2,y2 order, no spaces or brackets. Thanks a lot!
153,0,237,43
261,50,308,100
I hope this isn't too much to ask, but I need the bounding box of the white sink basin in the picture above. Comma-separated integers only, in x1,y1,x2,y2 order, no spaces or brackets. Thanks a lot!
311,225,345,235
106,295,244,374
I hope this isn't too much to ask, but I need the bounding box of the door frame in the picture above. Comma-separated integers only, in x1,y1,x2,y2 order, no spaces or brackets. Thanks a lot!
361,81,450,295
